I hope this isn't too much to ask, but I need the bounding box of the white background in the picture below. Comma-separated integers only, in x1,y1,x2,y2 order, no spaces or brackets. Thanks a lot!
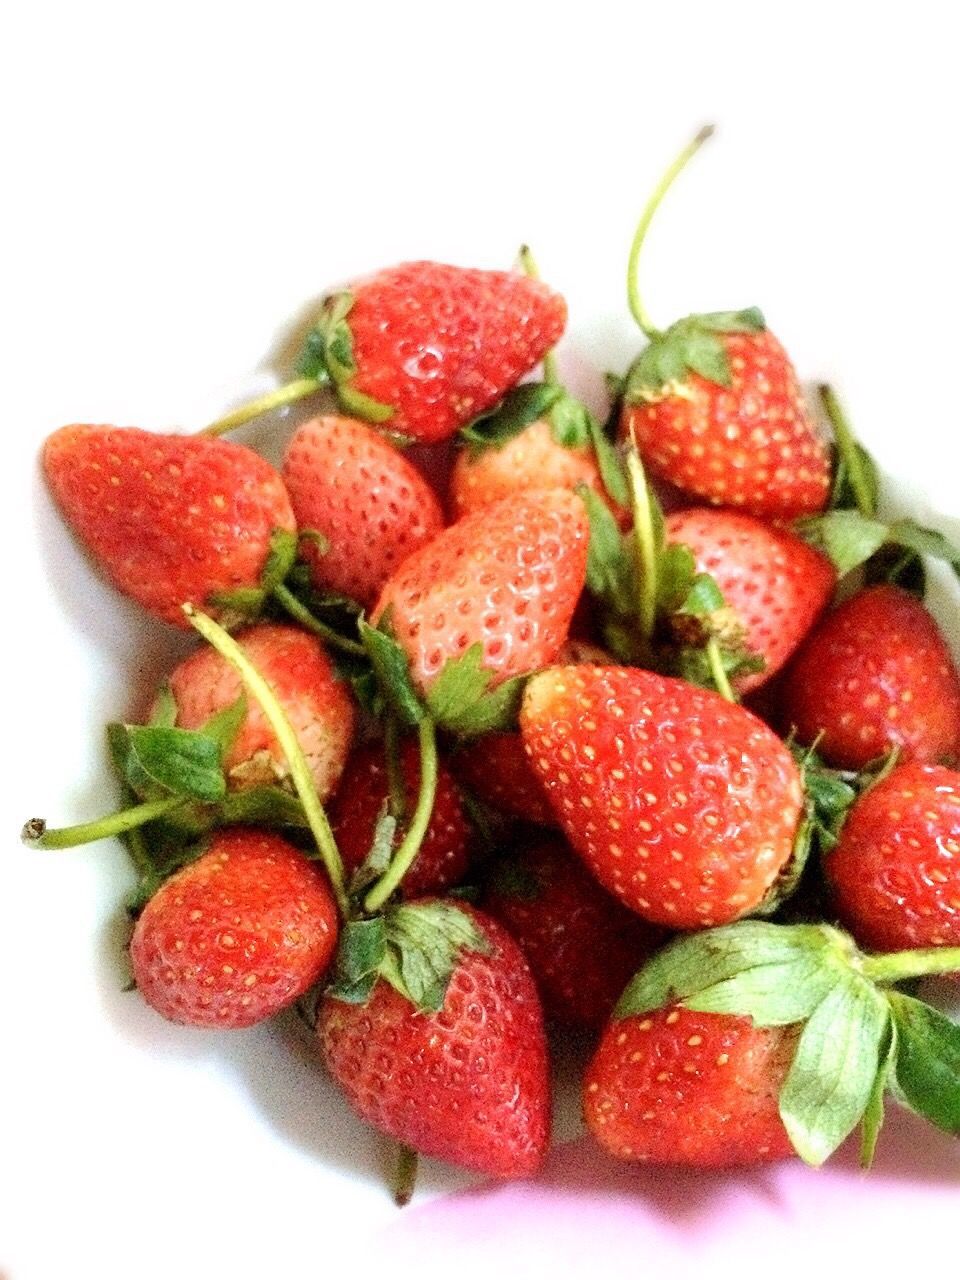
3,3,959,1278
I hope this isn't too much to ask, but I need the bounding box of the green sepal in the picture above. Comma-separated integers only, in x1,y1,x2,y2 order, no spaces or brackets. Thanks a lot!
358,614,426,728
779,973,890,1166
796,510,960,582
460,382,565,455
578,484,636,614
347,804,398,897
217,785,308,828
888,992,960,1133
584,410,629,508
548,392,592,449
860,1019,897,1168
149,683,178,728
326,916,388,1004
424,645,526,738
828,441,880,517
297,290,394,424
624,308,766,402
107,723,227,804
207,526,299,624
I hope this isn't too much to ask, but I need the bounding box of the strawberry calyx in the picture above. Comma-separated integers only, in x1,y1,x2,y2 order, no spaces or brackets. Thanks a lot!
326,899,492,1012
615,919,960,1167
795,509,960,593
821,384,880,518
298,290,396,426
624,308,767,403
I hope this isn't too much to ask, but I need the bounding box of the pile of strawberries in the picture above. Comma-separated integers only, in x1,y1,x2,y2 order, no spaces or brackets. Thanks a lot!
27,130,960,1194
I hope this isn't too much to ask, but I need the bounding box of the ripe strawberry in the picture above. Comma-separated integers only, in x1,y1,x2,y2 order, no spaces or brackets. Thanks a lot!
319,902,550,1177
780,585,960,769
43,425,295,627
372,488,589,694
452,732,556,826
330,738,472,897
482,835,663,1027
451,418,613,519
166,623,355,800
282,415,444,609
584,1004,797,1165
664,508,836,692
826,761,960,956
130,827,339,1028
299,261,567,444
520,665,803,928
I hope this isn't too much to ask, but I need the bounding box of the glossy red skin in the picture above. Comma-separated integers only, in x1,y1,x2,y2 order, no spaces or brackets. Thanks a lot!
520,665,803,929
482,835,663,1028
167,623,355,802
584,1006,797,1166
343,261,567,444
330,738,472,897
319,905,550,1178
43,425,294,627
781,586,960,769
620,329,830,520
827,762,960,957
373,489,589,694
130,829,339,1028
282,415,444,608
665,508,836,693
452,732,556,826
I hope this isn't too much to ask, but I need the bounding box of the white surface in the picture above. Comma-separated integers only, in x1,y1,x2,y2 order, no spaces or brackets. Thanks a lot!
4,3,960,1278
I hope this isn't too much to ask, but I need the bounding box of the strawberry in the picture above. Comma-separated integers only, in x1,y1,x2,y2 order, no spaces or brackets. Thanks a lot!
780,585,960,769
372,488,589,697
165,623,355,801
319,901,550,1177
616,129,829,520
294,261,567,444
282,415,444,609
43,425,295,627
585,919,960,1167
130,827,339,1028
482,834,663,1027
664,508,836,692
826,761,960,957
585,1004,797,1165
520,665,803,928
452,732,555,827
330,738,472,897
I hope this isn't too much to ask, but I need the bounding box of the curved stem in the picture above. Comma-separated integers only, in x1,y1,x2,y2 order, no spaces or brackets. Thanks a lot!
364,717,438,913
705,637,735,703
625,444,658,640
22,795,186,850
518,244,560,386
819,384,875,517
862,947,960,985
271,583,366,657
184,605,350,917
627,124,715,339
200,376,326,438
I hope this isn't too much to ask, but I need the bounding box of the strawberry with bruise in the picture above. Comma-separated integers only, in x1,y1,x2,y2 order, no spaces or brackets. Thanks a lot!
319,904,550,1177
826,762,960,958
664,508,836,693
585,1005,797,1165
130,828,339,1028
520,665,803,928
282,415,444,609
166,623,355,801
780,585,960,769
43,425,295,627
330,738,472,897
372,488,589,695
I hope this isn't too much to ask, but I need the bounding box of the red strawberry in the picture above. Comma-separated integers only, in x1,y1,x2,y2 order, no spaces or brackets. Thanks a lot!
482,835,663,1027
282,415,444,609
166,623,355,801
664,508,836,692
373,488,589,694
780,585,960,769
330,738,472,897
453,732,556,826
303,261,567,444
319,902,550,1177
520,665,803,928
826,761,960,957
130,827,339,1028
451,419,614,520
584,1005,797,1165
43,425,295,627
